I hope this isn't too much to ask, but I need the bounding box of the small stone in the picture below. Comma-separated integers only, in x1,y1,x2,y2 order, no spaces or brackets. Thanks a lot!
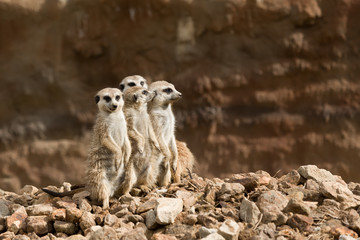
87,226,117,240
66,208,83,223
229,174,258,191
145,209,158,230
219,183,244,196
120,228,147,240
197,214,217,228
26,205,54,216
115,209,128,218
239,198,261,226
56,200,77,209
54,221,76,235
78,199,92,212
19,186,39,196
339,235,357,240
280,170,301,185
198,227,217,238
305,179,319,191
200,233,225,240
127,214,144,224
155,198,183,225
50,208,66,221
13,234,30,240
151,233,177,240
204,184,217,205
287,214,313,231
0,200,10,218
0,231,15,240
26,216,52,235
175,191,197,210
6,206,27,234
137,198,157,214
283,198,311,216
218,219,241,240
72,191,90,202
298,165,336,182
319,181,353,202
79,211,96,231
104,214,118,226
66,234,87,240
256,190,288,225
183,214,197,225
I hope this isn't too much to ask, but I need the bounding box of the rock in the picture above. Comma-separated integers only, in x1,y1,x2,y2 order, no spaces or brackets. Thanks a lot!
298,165,336,183
327,219,358,239
0,218,5,232
72,191,90,202
283,198,311,216
280,170,301,185
13,235,30,240
0,231,15,240
26,204,54,216
197,214,217,228
145,209,158,230
218,219,241,240
198,227,217,238
87,226,117,240
66,234,87,240
53,221,76,235
229,174,258,191
151,233,177,240
56,200,77,209
127,214,144,224
0,200,10,218
78,199,92,212
339,235,357,240
183,214,197,225
26,216,52,235
66,208,83,223
6,206,27,234
204,184,217,205
319,181,353,202
115,209,128,218
19,186,39,196
256,190,288,225
137,198,157,214
200,233,225,240
219,183,244,196
120,228,147,240
79,211,96,231
175,191,197,209
239,198,261,226
104,214,118,226
155,198,183,225
305,179,320,191
50,208,66,221
287,214,313,231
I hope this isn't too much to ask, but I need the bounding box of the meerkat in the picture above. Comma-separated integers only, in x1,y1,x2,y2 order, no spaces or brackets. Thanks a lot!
147,81,183,185
119,75,148,93
120,86,161,194
118,76,195,182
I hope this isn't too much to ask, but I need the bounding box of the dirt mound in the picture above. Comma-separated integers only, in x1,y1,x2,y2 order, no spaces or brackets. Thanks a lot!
1,165,360,239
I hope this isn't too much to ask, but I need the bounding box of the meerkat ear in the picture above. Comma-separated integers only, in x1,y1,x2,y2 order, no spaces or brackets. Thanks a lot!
133,94,138,102
153,90,157,97
95,95,100,104
119,84,125,92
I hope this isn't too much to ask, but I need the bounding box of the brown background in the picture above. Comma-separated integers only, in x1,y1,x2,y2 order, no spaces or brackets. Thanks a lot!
0,0,359,192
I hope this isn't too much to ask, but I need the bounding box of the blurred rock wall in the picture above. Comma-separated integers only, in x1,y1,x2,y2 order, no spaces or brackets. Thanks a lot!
0,0,360,192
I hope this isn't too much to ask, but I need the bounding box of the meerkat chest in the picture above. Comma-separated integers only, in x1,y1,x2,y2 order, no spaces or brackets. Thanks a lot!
108,113,126,144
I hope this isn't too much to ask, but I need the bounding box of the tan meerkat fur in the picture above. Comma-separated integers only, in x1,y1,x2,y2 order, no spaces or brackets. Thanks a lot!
148,81,182,185
120,86,161,194
86,88,131,208
118,76,195,181
119,75,148,93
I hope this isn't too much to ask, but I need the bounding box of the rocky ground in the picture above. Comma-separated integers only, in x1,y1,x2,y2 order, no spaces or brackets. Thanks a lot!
1,165,360,239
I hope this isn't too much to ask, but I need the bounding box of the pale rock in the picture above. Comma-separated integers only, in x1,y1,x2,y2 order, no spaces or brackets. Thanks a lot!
155,198,183,225
66,234,87,240
198,226,217,238
283,198,311,216
218,183,244,196
175,191,197,209
319,181,354,202
6,206,27,234
54,221,76,235
87,226,117,240
280,170,301,185
78,199,92,212
256,190,288,225
218,219,241,240
120,228,147,240
79,211,96,231
183,214,197,225
145,209,158,230
13,234,30,240
339,235,357,240
19,186,38,196
298,165,336,183
200,233,225,240
104,214,118,226
115,209,128,218
26,204,54,216
50,208,66,221
26,216,52,235
0,231,15,240
56,200,77,209
239,198,261,226
151,233,177,240
0,200,10,218
66,208,83,223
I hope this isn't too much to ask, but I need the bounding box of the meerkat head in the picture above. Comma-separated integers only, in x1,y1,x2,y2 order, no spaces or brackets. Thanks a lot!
148,81,182,107
119,75,148,93
124,86,155,108
95,88,124,113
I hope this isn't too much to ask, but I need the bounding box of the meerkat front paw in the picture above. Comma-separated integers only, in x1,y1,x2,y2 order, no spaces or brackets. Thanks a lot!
139,185,151,193
114,152,122,170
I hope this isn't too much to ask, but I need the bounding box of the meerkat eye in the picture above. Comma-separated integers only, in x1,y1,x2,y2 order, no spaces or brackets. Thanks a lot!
163,88,173,94
119,84,125,91
142,90,148,96
103,96,111,102
115,95,120,101
140,81,144,86
128,82,136,87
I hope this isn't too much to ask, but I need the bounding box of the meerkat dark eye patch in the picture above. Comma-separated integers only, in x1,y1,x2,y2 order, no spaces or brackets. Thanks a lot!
128,82,136,87
115,95,120,101
104,96,111,102
119,84,125,91
163,88,173,94
95,95,100,104
140,81,144,86
133,94,138,102
142,90,148,95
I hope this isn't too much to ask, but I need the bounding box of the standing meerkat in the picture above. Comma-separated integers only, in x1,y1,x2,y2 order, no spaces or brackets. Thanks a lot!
118,76,195,182
87,88,131,208
120,86,161,194
148,81,182,185
119,75,148,93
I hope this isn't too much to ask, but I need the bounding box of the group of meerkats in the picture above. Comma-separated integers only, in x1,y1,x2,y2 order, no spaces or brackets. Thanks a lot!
43,75,195,209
